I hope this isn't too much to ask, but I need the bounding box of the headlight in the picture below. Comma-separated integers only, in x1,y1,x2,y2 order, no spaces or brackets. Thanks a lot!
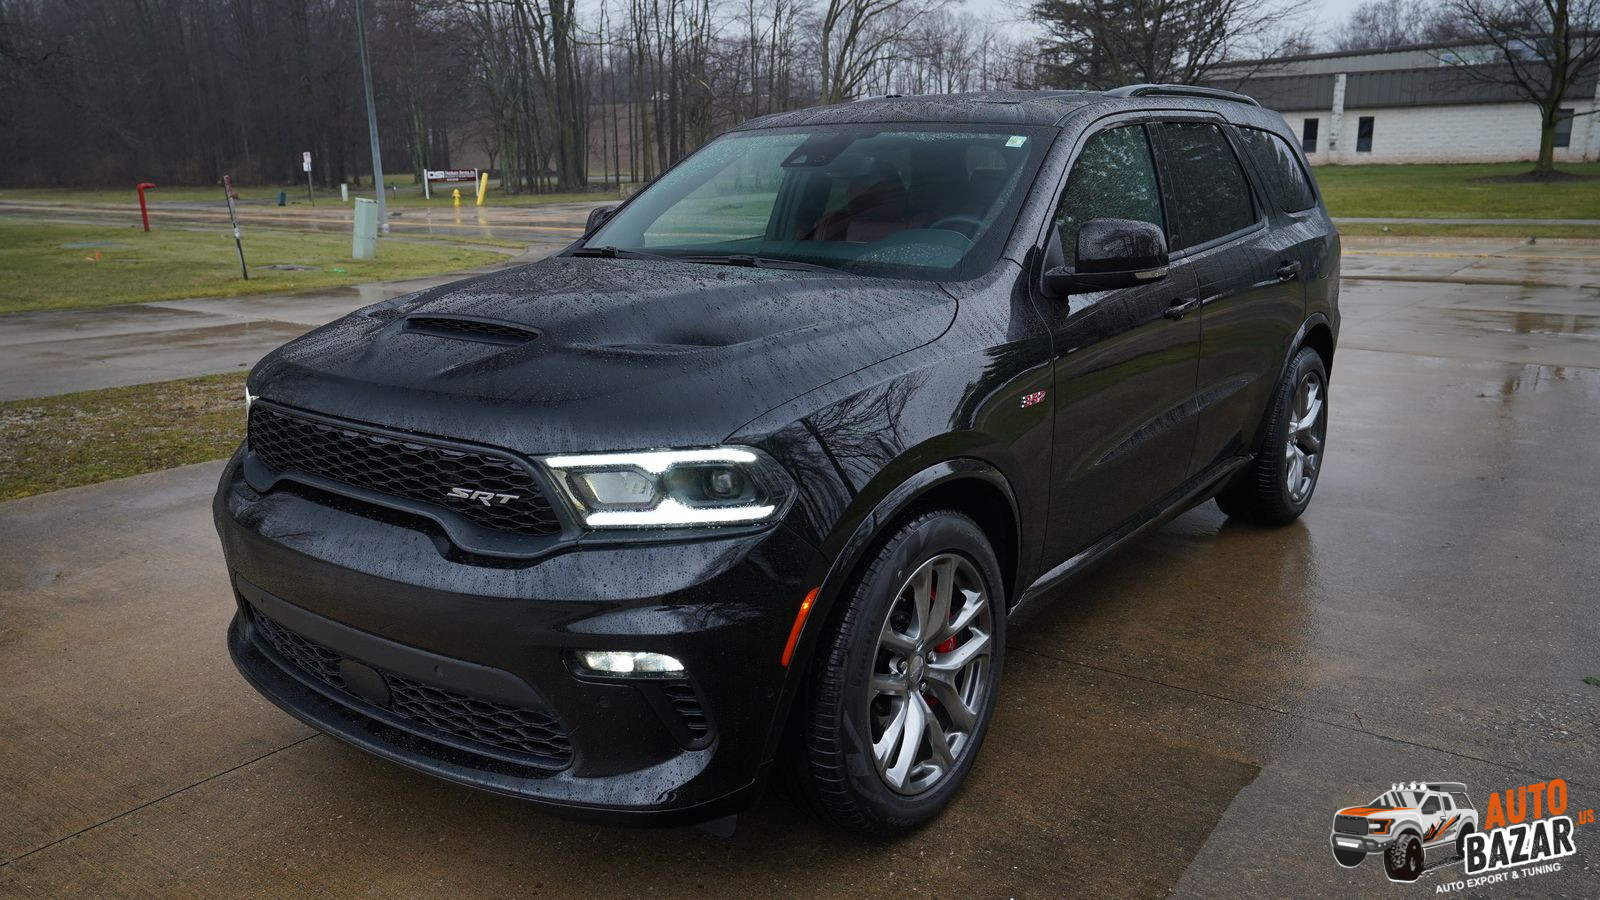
1369,818,1391,835
542,446,794,528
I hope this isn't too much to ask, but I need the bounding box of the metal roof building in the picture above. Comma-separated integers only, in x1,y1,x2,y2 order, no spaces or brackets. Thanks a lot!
1208,43,1600,164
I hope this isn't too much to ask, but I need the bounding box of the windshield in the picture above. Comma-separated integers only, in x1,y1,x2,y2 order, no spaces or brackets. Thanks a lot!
583,125,1053,281
1372,791,1421,808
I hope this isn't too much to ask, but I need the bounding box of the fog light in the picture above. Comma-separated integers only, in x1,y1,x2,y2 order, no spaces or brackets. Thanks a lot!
575,649,685,677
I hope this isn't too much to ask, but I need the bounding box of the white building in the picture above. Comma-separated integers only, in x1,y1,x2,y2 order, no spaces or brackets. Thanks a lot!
1213,43,1600,164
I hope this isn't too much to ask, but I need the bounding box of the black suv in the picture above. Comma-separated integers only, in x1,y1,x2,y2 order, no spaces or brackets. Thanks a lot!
217,85,1338,835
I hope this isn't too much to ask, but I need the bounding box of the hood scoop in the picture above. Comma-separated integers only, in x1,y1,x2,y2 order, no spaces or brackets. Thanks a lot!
402,315,541,346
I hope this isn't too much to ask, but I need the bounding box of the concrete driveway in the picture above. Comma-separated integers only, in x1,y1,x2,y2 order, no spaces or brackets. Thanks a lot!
2,239,1598,897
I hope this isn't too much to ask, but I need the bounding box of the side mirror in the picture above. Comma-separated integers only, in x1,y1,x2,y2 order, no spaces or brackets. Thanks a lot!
1042,218,1170,296
585,205,617,234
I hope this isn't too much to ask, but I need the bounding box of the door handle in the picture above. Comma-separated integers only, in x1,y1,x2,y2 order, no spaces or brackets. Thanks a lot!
1163,296,1202,320
1275,261,1302,281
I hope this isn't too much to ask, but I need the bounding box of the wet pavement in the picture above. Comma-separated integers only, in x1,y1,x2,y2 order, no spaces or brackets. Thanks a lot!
2,238,1599,897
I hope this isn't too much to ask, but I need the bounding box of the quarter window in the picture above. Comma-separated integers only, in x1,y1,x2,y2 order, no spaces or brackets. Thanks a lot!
1150,122,1256,250
1053,126,1165,267
1357,116,1375,153
1236,127,1318,212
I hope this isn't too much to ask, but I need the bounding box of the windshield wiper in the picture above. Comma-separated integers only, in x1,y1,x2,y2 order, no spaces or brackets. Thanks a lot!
572,246,838,274
568,245,675,261
675,253,839,273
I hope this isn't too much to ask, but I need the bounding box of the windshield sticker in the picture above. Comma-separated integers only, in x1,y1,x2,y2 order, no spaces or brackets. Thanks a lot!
1005,135,1027,148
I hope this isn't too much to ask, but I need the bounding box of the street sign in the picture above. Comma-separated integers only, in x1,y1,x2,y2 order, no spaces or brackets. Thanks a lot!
302,152,315,205
302,152,312,173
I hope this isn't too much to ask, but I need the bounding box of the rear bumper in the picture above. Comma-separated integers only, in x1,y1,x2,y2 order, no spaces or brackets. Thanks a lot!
215,452,823,824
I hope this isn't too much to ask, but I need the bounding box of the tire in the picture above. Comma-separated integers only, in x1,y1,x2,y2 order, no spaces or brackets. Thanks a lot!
781,509,1006,836
1332,847,1366,868
1215,346,1328,524
1385,834,1424,882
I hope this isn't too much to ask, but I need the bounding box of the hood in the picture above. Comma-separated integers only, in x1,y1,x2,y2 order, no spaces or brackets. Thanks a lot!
1338,806,1407,817
250,256,956,454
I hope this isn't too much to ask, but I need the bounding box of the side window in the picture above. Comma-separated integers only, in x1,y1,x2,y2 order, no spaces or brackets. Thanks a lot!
1053,126,1164,267
1236,127,1318,212
1150,122,1256,250
1422,797,1440,815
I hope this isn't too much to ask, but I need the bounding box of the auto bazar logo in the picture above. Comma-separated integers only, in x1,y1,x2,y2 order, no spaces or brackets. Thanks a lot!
1327,779,1588,888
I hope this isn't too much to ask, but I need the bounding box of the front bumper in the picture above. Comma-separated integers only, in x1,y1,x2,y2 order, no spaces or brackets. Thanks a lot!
1330,832,1392,855
215,453,824,824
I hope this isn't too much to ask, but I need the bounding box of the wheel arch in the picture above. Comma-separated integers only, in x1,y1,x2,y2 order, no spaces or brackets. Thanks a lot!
760,457,1021,763
1301,318,1336,375
1243,313,1337,456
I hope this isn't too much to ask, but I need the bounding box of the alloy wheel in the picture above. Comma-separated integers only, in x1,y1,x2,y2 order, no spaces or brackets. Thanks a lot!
866,553,994,796
1285,369,1326,503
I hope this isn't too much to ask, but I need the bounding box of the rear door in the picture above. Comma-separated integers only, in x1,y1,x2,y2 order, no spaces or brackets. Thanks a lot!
1035,121,1203,566
1148,121,1304,478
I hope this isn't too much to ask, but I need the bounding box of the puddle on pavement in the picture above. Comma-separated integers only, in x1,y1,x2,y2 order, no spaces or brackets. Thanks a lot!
1484,363,1600,398
1441,308,1600,337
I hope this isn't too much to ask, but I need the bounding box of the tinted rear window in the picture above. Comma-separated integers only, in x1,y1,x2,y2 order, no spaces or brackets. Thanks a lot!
1236,127,1318,212
1150,123,1256,250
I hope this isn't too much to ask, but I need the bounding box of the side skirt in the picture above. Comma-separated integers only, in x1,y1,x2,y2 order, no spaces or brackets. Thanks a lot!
1009,454,1252,627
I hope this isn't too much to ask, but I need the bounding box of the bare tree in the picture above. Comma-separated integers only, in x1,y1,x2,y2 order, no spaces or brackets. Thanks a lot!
819,0,944,103
1440,0,1600,173
1331,0,1471,50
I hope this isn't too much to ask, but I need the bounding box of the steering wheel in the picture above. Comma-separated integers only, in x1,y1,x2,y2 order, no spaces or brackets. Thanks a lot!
927,214,984,238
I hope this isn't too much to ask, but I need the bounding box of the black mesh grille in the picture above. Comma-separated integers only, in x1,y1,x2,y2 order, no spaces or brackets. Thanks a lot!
247,404,561,537
405,316,539,344
249,609,573,769
1334,815,1370,835
253,607,346,689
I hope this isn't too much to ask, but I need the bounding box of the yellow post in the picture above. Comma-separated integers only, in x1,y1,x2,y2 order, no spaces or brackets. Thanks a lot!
452,188,461,207
476,171,489,206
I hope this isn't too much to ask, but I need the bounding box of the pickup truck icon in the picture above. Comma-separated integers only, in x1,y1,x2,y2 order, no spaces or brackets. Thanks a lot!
1330,782,1479,881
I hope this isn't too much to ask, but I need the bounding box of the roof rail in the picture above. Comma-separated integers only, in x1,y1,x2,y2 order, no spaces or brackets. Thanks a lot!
1105,84,1261,107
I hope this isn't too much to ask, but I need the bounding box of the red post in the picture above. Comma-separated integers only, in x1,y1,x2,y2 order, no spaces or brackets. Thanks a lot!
136,182,156,231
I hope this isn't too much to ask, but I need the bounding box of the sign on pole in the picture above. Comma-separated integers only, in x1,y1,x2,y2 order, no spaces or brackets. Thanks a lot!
302,152,315,206
423,168,479,201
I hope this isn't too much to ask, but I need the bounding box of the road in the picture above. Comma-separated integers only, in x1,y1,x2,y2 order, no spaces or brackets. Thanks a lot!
2,239,1599,896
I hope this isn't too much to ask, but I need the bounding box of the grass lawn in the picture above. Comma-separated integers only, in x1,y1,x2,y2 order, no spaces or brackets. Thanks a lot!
0,372,246,502
1314,162,1600,220
0,222,505,314
1335,222,1600,239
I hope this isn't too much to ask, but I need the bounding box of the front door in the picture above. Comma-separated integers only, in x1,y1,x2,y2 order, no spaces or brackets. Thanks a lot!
1034,123,1203,567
